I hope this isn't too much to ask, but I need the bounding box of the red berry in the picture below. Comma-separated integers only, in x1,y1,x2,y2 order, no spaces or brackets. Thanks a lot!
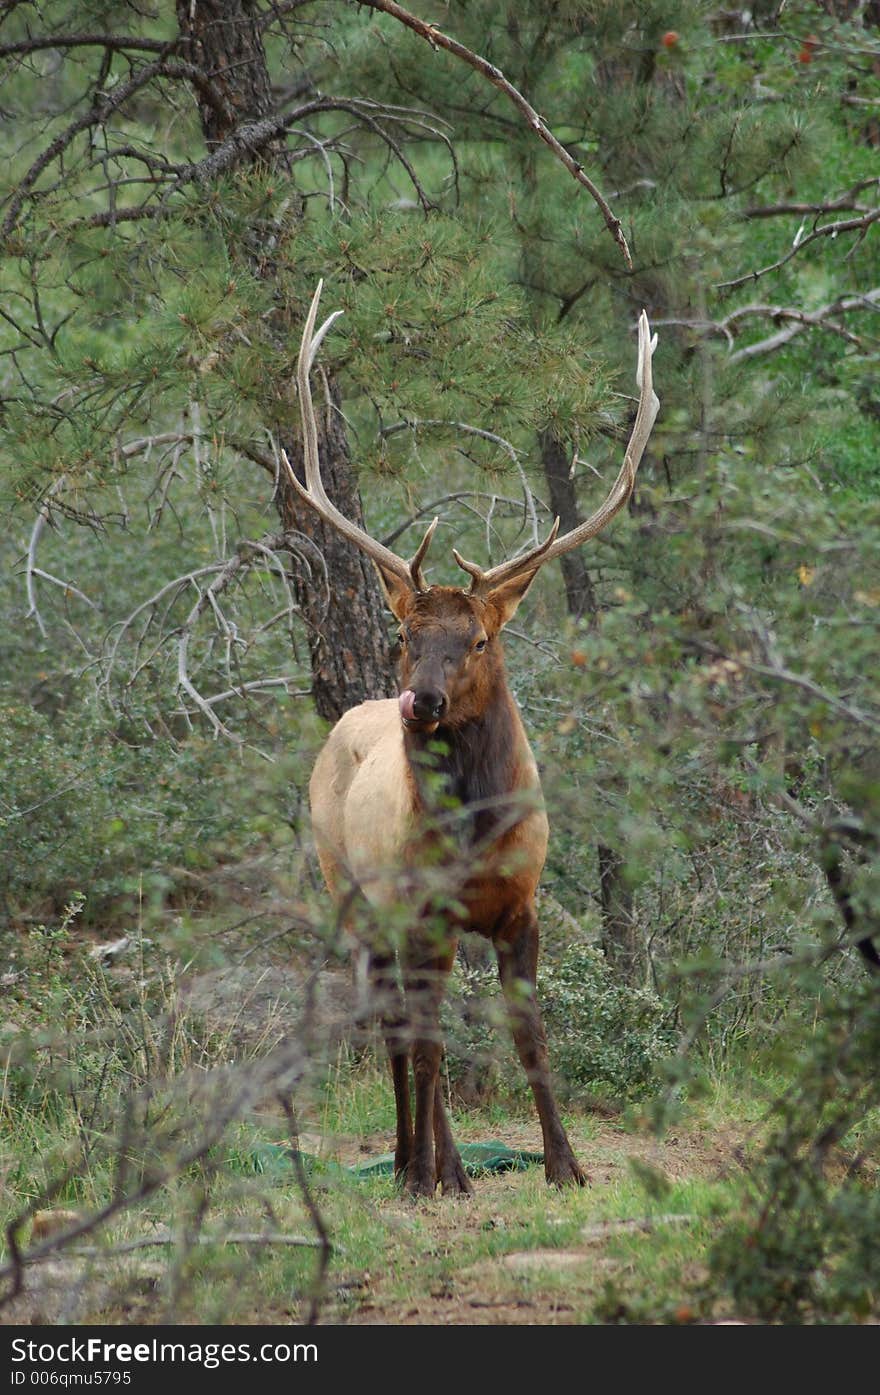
661,30,679,49
797,48,813,64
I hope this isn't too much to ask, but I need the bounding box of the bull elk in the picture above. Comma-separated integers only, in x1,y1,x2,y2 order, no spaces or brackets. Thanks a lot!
284,283,659,1197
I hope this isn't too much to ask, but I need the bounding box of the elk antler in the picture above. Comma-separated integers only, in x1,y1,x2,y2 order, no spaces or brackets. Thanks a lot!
452,310,659,595
281,280,438,593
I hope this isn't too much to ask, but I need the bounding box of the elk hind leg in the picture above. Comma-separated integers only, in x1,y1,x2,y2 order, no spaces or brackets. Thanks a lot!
433,1079,473,1197
495,909,587,1187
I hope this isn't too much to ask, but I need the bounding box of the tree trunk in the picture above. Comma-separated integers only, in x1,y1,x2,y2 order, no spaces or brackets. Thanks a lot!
176,0,392,721
539,429,597,621
279,381,394,720
597,843,640,983
175,0,277,148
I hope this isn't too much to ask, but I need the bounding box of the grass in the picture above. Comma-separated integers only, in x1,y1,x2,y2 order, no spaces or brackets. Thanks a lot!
2,920,878,1326
0,1035,759,1325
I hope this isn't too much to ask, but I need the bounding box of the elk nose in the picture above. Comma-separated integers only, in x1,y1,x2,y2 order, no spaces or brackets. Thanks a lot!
412,688,448,722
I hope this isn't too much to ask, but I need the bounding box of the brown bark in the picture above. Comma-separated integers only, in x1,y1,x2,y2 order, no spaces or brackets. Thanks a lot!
176,0,392,721
175,0,277,149
279,381,395,721
597,843,640,984
539,428,598,621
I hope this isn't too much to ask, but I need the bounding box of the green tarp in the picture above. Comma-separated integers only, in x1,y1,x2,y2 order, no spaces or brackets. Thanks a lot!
244,1141,544,1179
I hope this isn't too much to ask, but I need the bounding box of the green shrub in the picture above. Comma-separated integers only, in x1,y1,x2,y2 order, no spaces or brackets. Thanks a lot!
707,976,880,1322
441,940,674,1106
540,943,676,1101
0,698,254,922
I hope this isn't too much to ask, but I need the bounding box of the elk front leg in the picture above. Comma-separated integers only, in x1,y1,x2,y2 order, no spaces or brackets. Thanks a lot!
495,909,587,1187
403,936,457,1198
368,950,413,1181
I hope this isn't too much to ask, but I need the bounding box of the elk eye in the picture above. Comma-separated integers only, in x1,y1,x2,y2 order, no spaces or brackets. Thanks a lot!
474,639,487,653
398,631,407,647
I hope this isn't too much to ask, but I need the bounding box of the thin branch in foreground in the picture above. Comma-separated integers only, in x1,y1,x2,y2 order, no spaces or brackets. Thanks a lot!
279,1096,332,1326
61,1232,323,1258
356,0,632,268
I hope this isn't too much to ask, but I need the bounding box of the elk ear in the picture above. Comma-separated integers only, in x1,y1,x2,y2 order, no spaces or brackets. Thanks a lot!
374,563,413,622
486,568,541,630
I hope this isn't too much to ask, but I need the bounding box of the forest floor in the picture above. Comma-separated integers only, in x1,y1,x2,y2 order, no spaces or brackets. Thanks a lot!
3,1081,754,1326
1,918,764,1327
309,1117,745,1326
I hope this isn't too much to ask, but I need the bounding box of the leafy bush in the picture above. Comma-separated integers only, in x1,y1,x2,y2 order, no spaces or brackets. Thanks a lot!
442,940,674,1106
0,697,256,923
707,975,880,1322
540,943,676,1101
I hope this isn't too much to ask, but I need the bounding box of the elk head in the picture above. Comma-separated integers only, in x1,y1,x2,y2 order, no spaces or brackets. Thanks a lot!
282,281,659,733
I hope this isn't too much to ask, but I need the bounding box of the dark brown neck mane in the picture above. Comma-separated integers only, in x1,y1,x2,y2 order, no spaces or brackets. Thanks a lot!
404,671,520,846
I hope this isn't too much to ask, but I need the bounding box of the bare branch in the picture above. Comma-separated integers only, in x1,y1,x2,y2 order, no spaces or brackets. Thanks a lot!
0,33,177,58
60,1231,323,1258
691,639,880,733
28,567,100,611
176,677,310,712
727,289,880,363
718,207,880,291
0,56,239,238
24,477,66,638
379,419,540,545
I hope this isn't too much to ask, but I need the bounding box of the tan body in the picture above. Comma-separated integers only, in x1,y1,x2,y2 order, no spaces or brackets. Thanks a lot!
310,695,548,927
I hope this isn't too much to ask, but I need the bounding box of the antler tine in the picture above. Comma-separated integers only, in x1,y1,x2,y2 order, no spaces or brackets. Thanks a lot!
452,311,659,594
452,517,561,594
282,280,422,591
409,516,439,593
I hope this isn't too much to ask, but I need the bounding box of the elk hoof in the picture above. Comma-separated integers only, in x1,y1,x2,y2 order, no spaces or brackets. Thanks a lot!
404,1166,439,1199
438,1157,474,1197
545,1155,589,1188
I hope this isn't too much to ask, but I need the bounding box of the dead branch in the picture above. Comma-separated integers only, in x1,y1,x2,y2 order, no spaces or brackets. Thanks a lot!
718,207,880,291
1,58,232,238
175,677,310,713
655,288,880,363
51,1231,323,1259
280,1096,332,1325
0,1038,311,1310
0,32,177,58
690,637,880,734
24,476,66,638
726,288,880,362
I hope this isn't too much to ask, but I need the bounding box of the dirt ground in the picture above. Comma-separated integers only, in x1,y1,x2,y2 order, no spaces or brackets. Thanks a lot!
331,1119,742,1326
1,1114,744,1327
1,937,747,1327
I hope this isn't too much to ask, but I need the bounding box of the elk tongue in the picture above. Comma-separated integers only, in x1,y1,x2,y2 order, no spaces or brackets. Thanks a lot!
398,689,417,723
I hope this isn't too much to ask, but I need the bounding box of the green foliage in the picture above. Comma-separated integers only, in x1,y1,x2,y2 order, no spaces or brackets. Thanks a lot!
541,943,675,1100
0,696,257,920
2,0,880,1322
708,975,880,1322
442,941,673,1105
